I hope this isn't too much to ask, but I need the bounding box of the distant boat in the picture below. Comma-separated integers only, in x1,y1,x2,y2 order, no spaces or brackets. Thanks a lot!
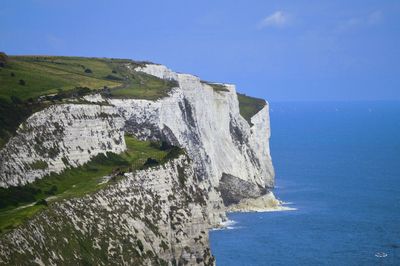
375,252,388,258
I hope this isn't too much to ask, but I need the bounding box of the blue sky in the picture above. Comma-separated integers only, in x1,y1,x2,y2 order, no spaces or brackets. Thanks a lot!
1,0,399,101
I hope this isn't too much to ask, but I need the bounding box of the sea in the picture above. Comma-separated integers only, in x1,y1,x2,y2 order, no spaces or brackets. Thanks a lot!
210,101,400,266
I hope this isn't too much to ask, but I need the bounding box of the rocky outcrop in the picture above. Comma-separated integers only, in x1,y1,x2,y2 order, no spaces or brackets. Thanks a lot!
0,104,125,187
226,192,296,213
218,173,266,206
0,155,217,265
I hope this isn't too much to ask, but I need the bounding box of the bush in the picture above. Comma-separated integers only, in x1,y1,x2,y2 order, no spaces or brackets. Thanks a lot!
0,185,41,209
0,52,8,67
10,72,15,77
51,86,91,100
0,52,7,61
150,141,172,151
35,199,48,206
19,79,26,85
10,95,22,105
91,152,128,166
143,157,159,167
137,240,144,252
164,147,184,161
0,97,42,149
44,185,58,195
84,68,92,73
30,160,48,170
104,74,123,81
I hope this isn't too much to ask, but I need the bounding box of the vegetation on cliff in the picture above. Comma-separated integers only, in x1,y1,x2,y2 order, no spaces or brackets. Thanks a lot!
0,53,265,147
0,135,184,234
0,54,178,148
237,93,266,125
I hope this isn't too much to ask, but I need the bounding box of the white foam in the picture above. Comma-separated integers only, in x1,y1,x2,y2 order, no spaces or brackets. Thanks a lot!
252,205,297,213
220,219,237,227
227,192,298,213
212,219,239,230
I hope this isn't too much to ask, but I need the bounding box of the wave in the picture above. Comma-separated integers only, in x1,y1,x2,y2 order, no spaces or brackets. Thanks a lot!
212,219,241,231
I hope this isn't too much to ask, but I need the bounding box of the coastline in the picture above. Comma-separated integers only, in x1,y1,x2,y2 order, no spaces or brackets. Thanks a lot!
225,192,296,213
211,192,296,231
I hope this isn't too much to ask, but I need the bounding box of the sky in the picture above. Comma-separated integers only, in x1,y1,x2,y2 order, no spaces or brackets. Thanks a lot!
1,0,399,101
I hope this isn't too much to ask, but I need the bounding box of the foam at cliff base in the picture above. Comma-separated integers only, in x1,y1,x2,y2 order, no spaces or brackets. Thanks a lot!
227,192,297,213
212,219,238,231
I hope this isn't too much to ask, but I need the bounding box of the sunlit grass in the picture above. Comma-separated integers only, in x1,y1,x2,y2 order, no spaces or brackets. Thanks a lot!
0,135,181,234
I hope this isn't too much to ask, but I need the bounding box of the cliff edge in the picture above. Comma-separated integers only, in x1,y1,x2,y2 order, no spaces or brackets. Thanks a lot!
0,57,274,265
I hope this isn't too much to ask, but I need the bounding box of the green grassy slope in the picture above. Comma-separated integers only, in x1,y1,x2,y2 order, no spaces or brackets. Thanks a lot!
0,135,183,234
237,93,266,125
110,71,178,99
0,55,177,101
0,54,178,149
0,56,121,101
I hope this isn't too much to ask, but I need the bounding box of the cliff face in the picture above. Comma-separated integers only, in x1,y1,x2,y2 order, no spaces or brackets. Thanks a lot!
0,62,274,264
0,63,274,191
0,104,126,187
0,155,215,265
132,64,274,189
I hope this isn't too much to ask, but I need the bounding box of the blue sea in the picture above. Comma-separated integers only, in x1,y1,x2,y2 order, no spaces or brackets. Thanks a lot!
210,101,400,266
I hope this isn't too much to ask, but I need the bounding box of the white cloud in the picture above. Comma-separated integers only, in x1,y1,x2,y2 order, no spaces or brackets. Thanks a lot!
336,10,383,32
258,11,289,29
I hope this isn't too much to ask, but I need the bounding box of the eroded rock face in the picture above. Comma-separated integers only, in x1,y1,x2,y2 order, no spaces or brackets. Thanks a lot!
0,64,274,191
218,173,267,206
0,155,216,265
0,104,125,187
113,64,275,189
0,63,274,264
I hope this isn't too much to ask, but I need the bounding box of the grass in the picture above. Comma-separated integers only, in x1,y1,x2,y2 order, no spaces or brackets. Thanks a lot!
0,55,177,101
0,205,45,233
109,71,178,100
0,54,178,149
0,57,121,101
201,81,230,92
0,135,183,234
237,93,266,125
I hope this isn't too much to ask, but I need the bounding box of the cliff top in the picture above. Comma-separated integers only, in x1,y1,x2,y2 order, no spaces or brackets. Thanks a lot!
0,54,266,146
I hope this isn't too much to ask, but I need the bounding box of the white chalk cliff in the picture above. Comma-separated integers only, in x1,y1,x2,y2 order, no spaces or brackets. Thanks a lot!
0,62,274,265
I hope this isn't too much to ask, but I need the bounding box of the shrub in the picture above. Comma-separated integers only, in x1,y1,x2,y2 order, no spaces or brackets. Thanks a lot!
84,68,92,73
143,157,159,167
164,147,184,161
137,240,144,252
0,52,7,62
35,199,48,206
104,74,123,81
0,185,40,209
30,160,48,170
10,95,22,105
91,152,128,166
44,185,57,195
19,79,26,85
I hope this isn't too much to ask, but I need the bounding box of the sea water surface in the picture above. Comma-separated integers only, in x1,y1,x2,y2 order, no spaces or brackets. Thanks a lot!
210,101,400,265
